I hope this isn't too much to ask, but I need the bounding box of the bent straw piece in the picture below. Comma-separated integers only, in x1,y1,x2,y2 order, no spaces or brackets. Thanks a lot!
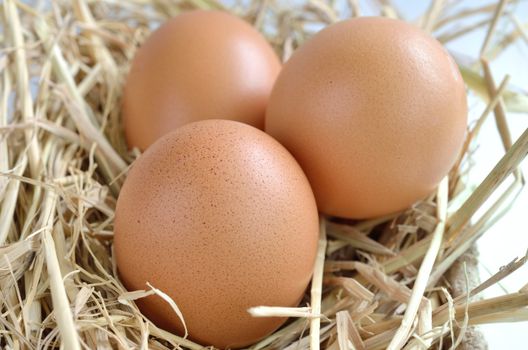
3,0,41,177
387,177,448,350
310,217,328,350
145,282,188,339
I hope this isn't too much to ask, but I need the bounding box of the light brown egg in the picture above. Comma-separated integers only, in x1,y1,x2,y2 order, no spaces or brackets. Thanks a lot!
265,17,467,219
114,120,319,348
123,10,281,151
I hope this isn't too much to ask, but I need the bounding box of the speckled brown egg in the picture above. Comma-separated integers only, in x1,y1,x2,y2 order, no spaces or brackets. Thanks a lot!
265,17,467,219
114,120,319,348
122,10,281,151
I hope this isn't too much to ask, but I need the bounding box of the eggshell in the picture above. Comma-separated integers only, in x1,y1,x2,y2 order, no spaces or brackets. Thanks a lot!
265,17,467,219
114,120,319,348
122,10,281,151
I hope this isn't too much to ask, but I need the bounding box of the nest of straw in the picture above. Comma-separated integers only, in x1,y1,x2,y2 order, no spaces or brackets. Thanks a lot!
1,0,527,349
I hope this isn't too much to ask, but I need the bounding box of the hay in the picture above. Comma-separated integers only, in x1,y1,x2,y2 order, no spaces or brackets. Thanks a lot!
0,0,527,349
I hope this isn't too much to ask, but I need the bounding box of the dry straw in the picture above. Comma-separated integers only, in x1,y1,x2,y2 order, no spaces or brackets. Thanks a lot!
0,0,527,349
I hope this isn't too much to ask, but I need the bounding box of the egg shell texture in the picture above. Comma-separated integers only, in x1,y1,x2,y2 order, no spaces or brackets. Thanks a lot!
122,10,281,150
265,17,467,219
114,120,319,349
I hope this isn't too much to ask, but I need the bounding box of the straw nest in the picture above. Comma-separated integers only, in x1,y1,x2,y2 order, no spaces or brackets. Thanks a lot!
1,0,527,349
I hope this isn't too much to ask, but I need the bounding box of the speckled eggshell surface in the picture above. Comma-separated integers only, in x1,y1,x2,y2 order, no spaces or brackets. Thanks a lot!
265,17,468,219
122,10,281,151
114,120,319,349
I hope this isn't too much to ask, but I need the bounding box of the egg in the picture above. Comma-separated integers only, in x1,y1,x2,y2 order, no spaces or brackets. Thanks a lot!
265,17,467,219
114,120,319,348
122,10,281,150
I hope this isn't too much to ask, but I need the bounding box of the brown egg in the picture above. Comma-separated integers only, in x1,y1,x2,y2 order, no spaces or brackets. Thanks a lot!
114,120,319,348
265,17,467,219
122,10,281,151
